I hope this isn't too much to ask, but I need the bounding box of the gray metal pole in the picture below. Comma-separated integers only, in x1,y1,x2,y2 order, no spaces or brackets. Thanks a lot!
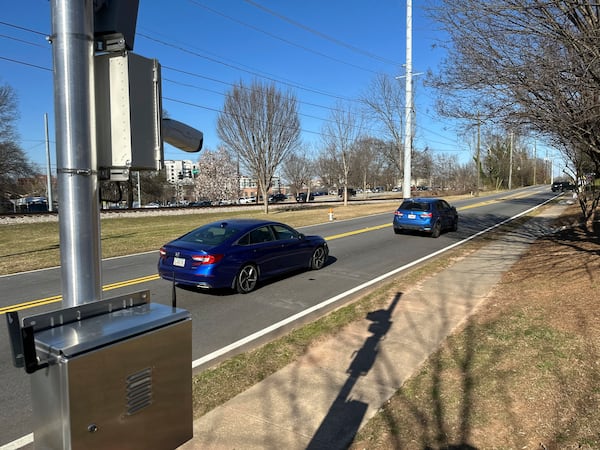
50,0,102,307
402,0,413,199
137,171,142,207
44,113,53,212
508,131,513,190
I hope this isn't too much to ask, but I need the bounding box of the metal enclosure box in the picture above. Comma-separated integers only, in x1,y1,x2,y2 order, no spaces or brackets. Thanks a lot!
24,294,192,449
95,52,163,180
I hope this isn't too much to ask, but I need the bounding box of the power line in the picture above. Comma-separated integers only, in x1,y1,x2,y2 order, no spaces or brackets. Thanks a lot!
187,0,382,75
139,32,355,102
0,20,48,37
242,0,401,66
0,33,47,48
0,55,51,72
163,67,346,113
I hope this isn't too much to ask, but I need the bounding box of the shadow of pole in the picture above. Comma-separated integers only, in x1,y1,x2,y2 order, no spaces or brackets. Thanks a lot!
306,293,402,449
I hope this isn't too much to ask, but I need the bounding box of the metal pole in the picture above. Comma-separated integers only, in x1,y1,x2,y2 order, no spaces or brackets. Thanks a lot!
533,140,537,186
475,112,480,197
402,0,413,199
137,171,142,206
50,0,102,307
508,132,513,190
44,113,53,211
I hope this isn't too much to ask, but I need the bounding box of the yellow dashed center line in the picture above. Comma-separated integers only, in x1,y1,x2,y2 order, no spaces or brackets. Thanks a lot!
3,190,539,314
0,274,161,314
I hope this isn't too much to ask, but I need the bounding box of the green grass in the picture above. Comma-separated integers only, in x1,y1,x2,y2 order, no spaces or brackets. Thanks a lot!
0,201,401,275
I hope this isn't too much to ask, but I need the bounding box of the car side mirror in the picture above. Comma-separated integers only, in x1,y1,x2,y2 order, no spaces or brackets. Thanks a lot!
298,233,305,240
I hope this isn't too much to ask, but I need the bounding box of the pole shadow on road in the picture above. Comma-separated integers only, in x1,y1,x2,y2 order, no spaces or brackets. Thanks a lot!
306,293,401,449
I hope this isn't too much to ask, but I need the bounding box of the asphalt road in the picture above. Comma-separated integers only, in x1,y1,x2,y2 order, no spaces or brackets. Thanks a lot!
0,186,557,447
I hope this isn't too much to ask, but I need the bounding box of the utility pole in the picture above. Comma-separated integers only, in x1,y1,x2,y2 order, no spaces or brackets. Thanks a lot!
44,113,54,211
137,171,142,207
476,112,481,197
533,140,537,185
508,132,514,190
402,0,413,199
51,0,101,307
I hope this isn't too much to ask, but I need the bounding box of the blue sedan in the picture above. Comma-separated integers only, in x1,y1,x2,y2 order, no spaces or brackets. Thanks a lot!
393,198,458,238
158,219,329,293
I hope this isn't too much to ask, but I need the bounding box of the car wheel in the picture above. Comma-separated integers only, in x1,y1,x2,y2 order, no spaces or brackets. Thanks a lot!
394,228,402,235
431,221,442,238
451,217,458,232
310,246,327,270
235,263,258,294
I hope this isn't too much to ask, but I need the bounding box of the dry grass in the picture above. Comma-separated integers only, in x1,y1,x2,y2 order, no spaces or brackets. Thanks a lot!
0,201,401,275
7,196,597,448
349,203,600,449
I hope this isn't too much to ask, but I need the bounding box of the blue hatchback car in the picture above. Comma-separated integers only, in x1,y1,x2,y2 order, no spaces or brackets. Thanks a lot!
158,219,329,293
393,198,458,238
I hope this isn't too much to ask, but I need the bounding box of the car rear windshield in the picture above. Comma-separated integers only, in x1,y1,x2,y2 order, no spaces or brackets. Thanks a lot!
400,201,431,211
181,224,239,246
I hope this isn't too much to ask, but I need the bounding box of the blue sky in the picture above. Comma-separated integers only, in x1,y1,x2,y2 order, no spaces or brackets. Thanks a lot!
1,0,472,172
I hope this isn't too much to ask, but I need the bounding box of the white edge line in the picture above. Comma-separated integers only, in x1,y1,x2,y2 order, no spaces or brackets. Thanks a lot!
0,434,33,450
2,196,555,449
192,197,554,369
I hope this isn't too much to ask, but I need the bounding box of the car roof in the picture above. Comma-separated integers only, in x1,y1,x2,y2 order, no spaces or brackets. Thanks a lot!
205,218,281,229
402,197,440,203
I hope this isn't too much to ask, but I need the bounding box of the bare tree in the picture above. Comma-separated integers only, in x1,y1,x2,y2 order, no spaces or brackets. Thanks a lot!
351,137,386,197
428,0,600,226
0,83,34,207
315,151,341,193
321,101,363,206
193,146,239,204
139,170,170,205
217,80,301,213
281,152,314,198
360,74,406,177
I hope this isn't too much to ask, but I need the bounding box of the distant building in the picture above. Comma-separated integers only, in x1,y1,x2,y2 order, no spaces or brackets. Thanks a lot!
163,160,198,184
238,175,286,198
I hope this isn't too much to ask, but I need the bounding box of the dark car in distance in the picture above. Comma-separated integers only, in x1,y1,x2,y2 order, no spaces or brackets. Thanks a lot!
393,198,458,238
338,187,357,197
158,219,329,294
268,193,287,203
551,181,575,192
296,192,314,202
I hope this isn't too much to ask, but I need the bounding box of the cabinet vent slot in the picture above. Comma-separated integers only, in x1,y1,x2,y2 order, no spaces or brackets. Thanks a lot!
126,367,153,415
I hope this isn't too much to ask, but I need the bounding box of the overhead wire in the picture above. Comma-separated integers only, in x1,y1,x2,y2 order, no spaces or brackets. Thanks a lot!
241,0,401,66
1,8,463,156
138,32,355,102
187,0,385,75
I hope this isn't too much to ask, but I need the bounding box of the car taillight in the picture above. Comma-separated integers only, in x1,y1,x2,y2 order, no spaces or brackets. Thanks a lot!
159,247,167,258
420,212,433,219
191,254,224,266
394,211,403,217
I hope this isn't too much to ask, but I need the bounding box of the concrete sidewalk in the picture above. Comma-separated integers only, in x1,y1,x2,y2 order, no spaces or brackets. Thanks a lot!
179,203,566,450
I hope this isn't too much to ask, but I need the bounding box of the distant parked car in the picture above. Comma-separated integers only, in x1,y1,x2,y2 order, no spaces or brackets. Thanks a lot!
393,198,458,238
239,197,256,204
268,193,287,203
189,200,212,207
551,181,575,192
158,219,329,293
338,188,357,197
296,192,314,202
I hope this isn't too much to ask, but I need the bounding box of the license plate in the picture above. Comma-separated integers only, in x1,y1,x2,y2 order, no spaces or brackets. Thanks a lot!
408,214,416,219
173,256,185,267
